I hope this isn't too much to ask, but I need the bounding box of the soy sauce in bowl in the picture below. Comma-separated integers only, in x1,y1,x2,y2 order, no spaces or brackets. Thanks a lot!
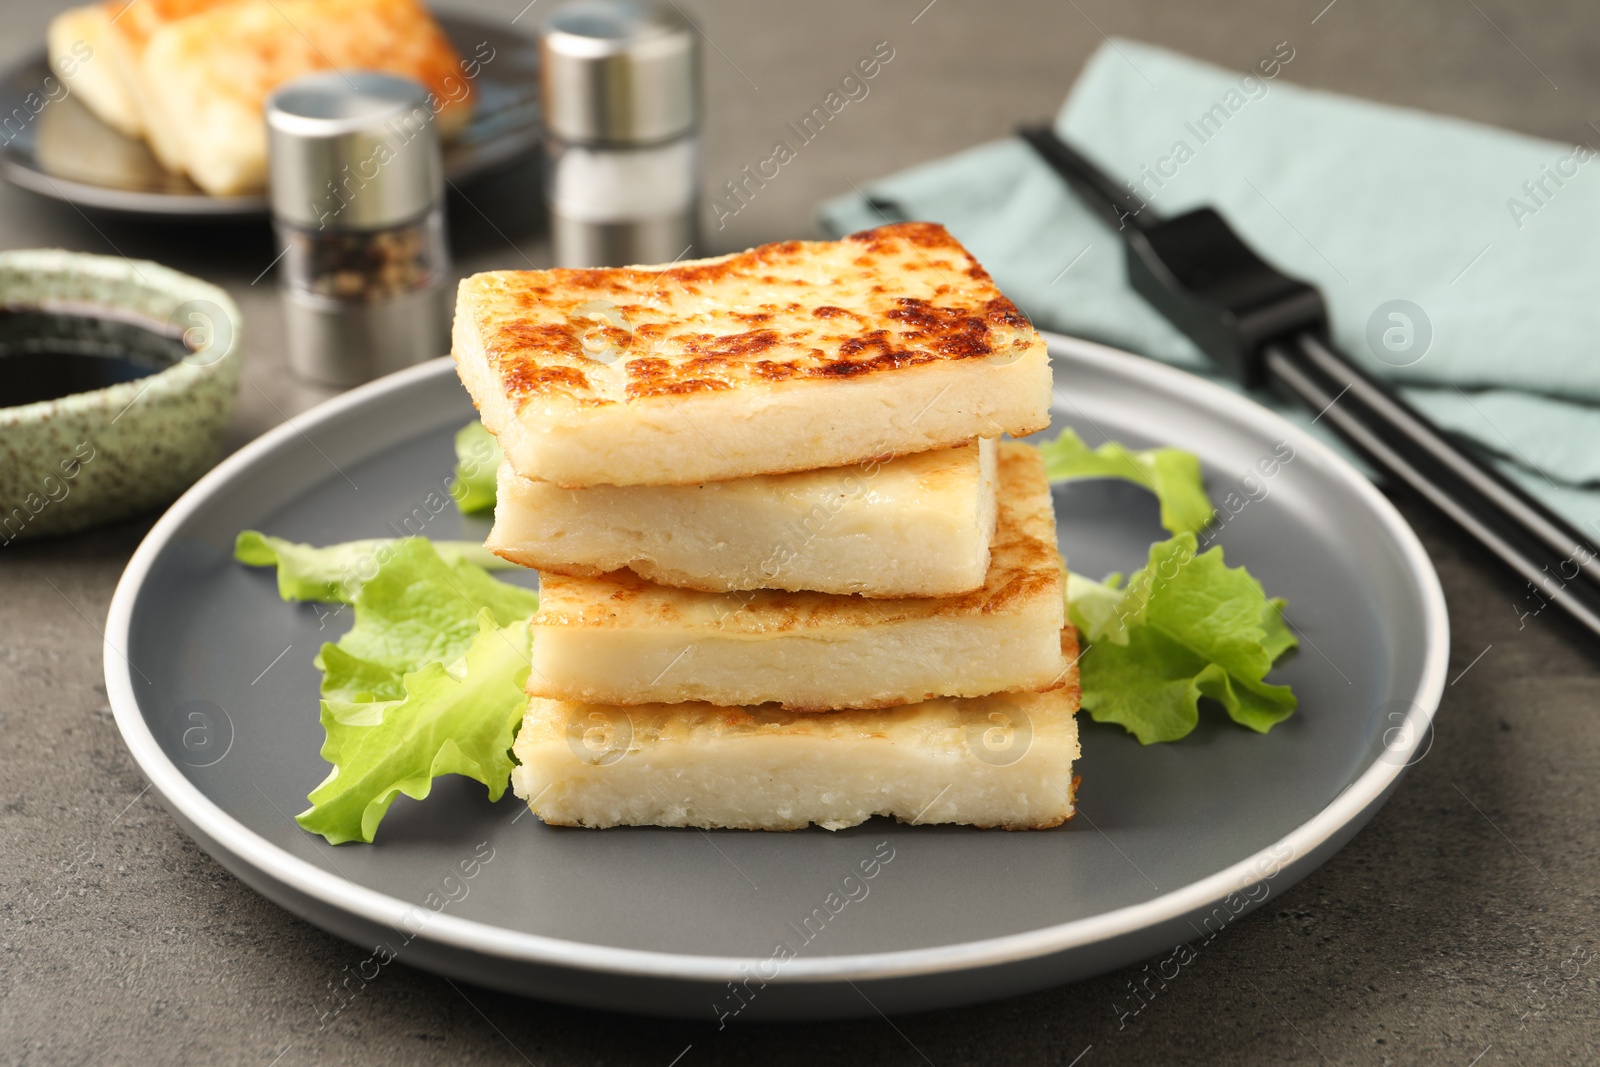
0,306,192,408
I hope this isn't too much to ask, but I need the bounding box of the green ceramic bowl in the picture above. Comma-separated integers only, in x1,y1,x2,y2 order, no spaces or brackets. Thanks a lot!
0,249,242,542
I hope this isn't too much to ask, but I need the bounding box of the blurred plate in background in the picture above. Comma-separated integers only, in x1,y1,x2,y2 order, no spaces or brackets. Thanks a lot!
0,13,540,219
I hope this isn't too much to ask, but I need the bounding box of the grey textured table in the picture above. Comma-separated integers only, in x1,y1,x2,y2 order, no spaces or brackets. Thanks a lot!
3,2,1598,1064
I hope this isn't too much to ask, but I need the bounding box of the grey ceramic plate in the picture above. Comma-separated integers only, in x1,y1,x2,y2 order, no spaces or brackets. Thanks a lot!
105,334,1448,1020
0,13,539,218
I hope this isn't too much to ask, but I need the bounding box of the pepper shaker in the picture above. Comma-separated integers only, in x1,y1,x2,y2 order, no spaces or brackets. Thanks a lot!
266,72,451,386
538,0,701,268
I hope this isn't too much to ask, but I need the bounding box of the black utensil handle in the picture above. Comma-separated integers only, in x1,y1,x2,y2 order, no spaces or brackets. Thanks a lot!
1017,125,1157,232
1266,333,1600,637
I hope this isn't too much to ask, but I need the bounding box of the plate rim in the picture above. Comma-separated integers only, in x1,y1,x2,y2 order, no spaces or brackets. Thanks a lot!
104,334,1450,985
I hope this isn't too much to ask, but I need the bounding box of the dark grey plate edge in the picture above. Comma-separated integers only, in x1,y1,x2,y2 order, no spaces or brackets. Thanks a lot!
0,115,541,218
0,152,267,216
103,337,1449,1013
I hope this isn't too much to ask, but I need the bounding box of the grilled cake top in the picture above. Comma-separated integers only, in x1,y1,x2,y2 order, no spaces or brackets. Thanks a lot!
104,0,232,50
456,222,1039,413
145,0,473,119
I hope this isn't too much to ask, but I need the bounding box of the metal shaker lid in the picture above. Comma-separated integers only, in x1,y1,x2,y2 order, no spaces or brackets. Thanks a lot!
538,0,700,145
266,72,442,231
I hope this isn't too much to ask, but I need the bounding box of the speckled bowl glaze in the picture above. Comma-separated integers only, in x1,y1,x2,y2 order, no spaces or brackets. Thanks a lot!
0,250,242,541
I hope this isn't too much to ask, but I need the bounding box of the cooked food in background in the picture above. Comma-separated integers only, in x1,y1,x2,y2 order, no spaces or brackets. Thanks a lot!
488,438,998,597
453,223,1052,488
526,443,1067,710
45,1,148,139
69,0,238,168
33,82,177,187
46,0,474,196
512,628,1081,831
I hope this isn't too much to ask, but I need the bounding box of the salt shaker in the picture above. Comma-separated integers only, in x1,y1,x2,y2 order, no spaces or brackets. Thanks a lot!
266,72,451,386
538,0,701,268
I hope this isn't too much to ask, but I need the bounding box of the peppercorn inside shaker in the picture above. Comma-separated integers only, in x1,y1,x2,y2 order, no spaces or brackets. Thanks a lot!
266,72,451,386
538,0,701,268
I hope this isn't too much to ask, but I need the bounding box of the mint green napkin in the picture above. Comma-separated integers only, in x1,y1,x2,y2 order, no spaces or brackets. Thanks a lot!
820,39,1600,537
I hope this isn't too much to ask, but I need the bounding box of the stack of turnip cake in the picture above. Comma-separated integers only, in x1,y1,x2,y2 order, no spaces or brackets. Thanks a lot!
453,223,1081,832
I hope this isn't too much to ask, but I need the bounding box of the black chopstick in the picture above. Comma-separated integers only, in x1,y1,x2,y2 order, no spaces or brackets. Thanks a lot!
1018,123,1600,640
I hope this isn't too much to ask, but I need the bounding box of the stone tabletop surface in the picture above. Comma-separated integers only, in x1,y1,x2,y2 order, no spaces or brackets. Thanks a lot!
3,2,1598,1064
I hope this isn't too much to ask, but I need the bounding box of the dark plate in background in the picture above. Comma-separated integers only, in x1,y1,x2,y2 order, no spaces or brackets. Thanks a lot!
0,13,540,218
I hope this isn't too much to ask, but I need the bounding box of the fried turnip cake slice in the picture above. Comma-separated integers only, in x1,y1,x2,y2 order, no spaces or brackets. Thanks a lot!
137,0,474,195
49,0,247,152
488,438,997,597
511,629,1081,831
527,442,1066,709
47,2,148,139
453,223,1051,487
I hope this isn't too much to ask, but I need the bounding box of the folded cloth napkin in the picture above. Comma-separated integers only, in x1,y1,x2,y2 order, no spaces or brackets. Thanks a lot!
820,38,1600,537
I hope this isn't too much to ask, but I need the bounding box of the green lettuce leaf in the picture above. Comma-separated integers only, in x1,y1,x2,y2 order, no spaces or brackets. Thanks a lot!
235,530,514,603
296,612,533,844
449,421,502,515
238,534,540,844
317,643,410,704
314,537,538,704
1038,427,1213,536
1259,597,1296,663
1068,532,1297,743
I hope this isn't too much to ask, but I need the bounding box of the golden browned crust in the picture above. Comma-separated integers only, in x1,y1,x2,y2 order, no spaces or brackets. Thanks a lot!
103,0,234,50
459,223,1039,412
137,0,473,119
532,441,1059,634
1057,624,1083,708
